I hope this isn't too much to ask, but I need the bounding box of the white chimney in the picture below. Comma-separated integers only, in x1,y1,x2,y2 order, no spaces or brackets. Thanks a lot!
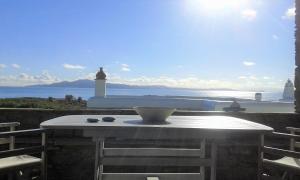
95,67,107,97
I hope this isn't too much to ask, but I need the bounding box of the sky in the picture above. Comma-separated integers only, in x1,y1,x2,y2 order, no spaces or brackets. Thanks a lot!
0,0,296,91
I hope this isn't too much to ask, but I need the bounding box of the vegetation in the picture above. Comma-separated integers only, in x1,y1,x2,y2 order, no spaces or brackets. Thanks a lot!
0,97,87,110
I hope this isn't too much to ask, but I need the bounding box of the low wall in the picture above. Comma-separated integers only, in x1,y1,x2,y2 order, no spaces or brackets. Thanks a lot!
215,101,295,113
0,109,299,180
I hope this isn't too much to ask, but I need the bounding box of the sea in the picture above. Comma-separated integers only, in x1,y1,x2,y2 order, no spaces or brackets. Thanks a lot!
0,87,283,101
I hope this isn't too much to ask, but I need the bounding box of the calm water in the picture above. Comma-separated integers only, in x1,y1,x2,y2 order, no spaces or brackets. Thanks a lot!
0,87,282,101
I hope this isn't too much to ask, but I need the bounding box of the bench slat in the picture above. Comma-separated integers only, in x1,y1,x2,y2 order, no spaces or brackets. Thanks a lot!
0,122,20,128
0,129,46,138
295,142,300,148
268,132,300,141
104,148,201,157
0,138,10,145
263,159,300,174
0,146,45,159
102,157,211,166
286,127,300,133
261,174,281,180
102,173,202,180
0,155,41,171
263,146,300,159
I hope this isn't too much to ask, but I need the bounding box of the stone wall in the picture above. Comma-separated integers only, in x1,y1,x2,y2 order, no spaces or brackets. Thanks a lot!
0,109,299,180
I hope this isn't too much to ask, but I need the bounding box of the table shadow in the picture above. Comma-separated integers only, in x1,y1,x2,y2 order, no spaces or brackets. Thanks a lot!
124,120,171,125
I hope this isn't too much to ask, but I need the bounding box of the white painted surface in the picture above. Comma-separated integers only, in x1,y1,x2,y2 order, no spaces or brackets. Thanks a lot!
95,79,106,97
215,101,294,113
88,94,294,113
41,115,273,132
87,96,215,110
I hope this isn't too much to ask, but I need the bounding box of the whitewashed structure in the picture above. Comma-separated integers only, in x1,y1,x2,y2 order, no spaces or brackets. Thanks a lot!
88,69,294,112
282,79,294,101
95,67,107,97
88,68,214,110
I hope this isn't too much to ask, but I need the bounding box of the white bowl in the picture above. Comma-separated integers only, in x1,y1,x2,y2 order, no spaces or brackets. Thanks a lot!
133,107,176,124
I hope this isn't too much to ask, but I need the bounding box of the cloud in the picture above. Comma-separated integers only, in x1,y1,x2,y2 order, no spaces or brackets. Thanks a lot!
121,64,131,72
239,75,257,80
272,35,279,40
243,61,256,66
241,9,257,21
239,76,272,81
0,64,6,69
81,72,96,80
63,64,85,70
0,71,60,86
105,74,283,91
238,76,247,79
176,65,184,69
11,64,20,69
282,7,295,19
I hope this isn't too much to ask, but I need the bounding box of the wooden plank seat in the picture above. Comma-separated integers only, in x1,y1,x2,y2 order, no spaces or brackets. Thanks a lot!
0,122,47,180
259,127,300,180
263,157,300,172
0,155,41,171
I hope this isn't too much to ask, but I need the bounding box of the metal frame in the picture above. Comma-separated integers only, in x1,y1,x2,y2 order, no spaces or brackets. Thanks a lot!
93,138,217,180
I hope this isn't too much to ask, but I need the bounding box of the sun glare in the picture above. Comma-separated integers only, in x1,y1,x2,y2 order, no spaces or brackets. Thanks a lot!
185,0,249,15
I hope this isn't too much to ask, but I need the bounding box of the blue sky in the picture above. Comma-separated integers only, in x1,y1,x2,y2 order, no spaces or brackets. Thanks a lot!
0,0,296,91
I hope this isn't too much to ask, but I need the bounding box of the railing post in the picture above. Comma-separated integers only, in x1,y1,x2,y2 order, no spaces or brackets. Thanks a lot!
257,135,264,180
94,139,100,180
94,138,104,180
210,141,217,180
41,131,47,180
295,0,300,113
200,139,206,180
9,125,15,150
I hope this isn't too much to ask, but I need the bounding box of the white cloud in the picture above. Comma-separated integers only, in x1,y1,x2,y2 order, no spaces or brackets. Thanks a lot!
249,76,257,80
0,71,60,86
239,75,257,80
63,64,85,70
121,64,131,72
0,64,6,69
243,61,256,66
108,75,235,89
282,7,296,19
176,65,184,69
81,72,96,80
272,35,279,40
239,76,272,81
11,64,20,69
241,9,257,21
105,74,282,91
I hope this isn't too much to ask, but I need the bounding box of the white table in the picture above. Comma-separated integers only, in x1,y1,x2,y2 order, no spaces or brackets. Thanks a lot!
41,115,273,180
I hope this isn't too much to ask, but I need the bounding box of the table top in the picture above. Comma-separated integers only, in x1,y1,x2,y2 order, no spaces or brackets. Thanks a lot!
41,115,273,134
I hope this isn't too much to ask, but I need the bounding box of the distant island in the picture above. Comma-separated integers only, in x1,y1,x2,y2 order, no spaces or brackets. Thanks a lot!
26,79,237,91
28,79,167,89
